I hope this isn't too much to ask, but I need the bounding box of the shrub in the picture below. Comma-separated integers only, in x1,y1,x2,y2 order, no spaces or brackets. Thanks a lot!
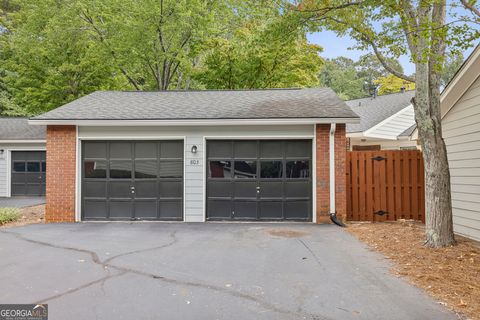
0,207,21,225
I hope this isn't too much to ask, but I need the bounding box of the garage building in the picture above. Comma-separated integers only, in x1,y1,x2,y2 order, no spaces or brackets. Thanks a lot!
28,89,359,223
0,118,46,198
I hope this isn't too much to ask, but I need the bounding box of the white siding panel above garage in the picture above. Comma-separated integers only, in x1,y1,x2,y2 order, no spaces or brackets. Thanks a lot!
443,74,480,241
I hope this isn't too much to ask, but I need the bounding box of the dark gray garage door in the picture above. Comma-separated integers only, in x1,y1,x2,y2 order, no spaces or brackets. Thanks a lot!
206,140,312,221
82,141,183,221
11,151,46,196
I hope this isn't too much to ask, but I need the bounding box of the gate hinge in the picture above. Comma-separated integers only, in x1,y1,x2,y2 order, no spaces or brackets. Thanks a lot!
372,156,386,161
374,210,388,216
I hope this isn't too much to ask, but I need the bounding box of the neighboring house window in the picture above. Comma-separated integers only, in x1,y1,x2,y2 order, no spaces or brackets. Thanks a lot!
352,145,381,151
400,146,418,150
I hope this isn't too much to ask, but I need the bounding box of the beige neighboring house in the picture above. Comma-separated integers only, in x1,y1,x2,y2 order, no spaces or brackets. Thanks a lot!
438,44,480,242
345,91,419,150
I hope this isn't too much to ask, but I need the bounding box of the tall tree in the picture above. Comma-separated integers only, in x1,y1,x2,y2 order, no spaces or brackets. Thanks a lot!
196,12,323,89
374,74,415,95
291,0,479,247
1,0,123,114
319,57,366,99
77,0,223,91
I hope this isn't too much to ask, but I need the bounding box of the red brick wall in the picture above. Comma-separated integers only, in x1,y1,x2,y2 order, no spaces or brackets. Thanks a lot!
315,124,347,223
335,124,347,221
45,125,76,222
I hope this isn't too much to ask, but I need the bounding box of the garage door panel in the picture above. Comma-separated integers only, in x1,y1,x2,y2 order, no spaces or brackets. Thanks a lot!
27,184,43,196
82,141,183,221
160,141,183,159
110,142,132,159
83,181,107,197
234,201,257,219
207,139,311,221
207,200,231,219
259,181,283,199
26,173,41,183
234,181,256,198
109,201,133,218
134,201,157,219
108,181,133,198
159,201,183,219
11,151,46,197
11,184,26,195
259,201,283,220
159,181,183,198
285,181,311,198
286,140,311,158
285,201,309,219
135,181,157,198
260,141,283,158
84,142,107,159
83,201,107,219
234,141,257,158
207,181,231,198
207,141,232,158
135,142,157,159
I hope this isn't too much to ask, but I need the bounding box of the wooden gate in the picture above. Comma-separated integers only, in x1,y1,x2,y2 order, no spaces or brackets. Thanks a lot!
346,150,425,222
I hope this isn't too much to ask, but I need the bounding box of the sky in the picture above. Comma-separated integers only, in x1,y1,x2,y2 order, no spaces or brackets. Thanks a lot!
307,31,417,75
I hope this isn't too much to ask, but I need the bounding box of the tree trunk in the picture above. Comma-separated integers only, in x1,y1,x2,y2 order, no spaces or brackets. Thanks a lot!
413,61,455,248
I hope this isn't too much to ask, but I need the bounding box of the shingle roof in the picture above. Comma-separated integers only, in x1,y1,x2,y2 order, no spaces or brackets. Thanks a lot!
31,88,359,121
0,117,46,140
345,91,415,133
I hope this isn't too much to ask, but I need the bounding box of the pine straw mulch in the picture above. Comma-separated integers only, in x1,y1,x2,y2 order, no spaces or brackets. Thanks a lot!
347,221,480,320
0,204,45,228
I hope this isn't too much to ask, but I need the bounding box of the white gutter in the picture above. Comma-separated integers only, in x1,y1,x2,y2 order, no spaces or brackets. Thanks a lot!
28,117,360,126
329,123,336,214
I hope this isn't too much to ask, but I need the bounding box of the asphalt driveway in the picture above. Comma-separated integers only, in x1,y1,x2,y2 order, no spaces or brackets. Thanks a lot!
0,223,456,320
0,196,45,208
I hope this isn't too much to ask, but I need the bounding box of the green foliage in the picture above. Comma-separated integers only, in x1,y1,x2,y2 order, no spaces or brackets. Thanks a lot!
319,57,365,100
440,51,465,88
374,74,415,95
195,15,323,89
0,0,324,115
0,207,20,225
319,54,405,100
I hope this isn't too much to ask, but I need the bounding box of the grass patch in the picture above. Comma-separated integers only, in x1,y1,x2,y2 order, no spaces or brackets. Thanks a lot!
0,207,21,225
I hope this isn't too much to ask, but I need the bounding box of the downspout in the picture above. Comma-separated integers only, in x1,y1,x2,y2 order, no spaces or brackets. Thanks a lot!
329,123,346,227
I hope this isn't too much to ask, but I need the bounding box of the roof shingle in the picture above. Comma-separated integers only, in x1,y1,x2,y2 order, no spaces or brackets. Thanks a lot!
345,91,415,133
31,88,359,121
0,117,46,140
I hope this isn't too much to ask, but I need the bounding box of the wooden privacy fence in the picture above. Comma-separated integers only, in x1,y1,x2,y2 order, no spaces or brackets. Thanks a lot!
346,150,425,222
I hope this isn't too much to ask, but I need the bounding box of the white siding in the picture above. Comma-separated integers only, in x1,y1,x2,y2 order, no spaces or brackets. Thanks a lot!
443,74,480,241
0,142,46,198
364,105,416,140
78,125,314,222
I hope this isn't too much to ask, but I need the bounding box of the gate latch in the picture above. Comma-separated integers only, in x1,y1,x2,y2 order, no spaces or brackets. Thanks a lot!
374,210,388,216
372,156,386,161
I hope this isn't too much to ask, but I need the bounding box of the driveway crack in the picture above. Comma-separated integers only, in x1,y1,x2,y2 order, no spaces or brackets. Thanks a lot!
1,230,332,320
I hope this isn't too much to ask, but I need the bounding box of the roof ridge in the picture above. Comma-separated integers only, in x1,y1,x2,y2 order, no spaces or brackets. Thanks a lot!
346,90,415,102
94,87,328,93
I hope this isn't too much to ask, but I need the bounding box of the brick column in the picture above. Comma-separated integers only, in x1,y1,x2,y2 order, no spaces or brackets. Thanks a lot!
315,124,347,223
334,124,347,221
45,125,76,222
316,124,330,223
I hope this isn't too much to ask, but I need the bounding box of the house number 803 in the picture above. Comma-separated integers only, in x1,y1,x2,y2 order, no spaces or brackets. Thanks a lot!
190,159,200,165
